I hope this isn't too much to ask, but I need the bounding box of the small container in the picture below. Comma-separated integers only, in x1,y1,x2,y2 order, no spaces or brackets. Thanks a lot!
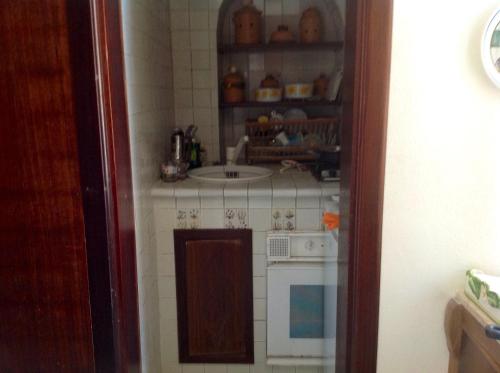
284,83,313,99
171,128,184,162
260,74,280,88
189,139,202,169
233,2,262,45
270,25,294,43
314,74,330,98
255,88,282,102
176,161,189,180
161,161,177,182
300,7,322,44
223,66,245,104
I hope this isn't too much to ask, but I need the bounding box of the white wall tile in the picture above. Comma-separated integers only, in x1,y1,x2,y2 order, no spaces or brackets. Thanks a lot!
193,89,212,107
157,254,175,276
254,321,266,342
249,209,272,231
266,0,282,15
182,365,205,373
201,208,224,228
158,276,176,299
228,365,250,373
190,11,209,30
171,0,189,10
253,254,266,277
205,365,228,373
172,31,191,50
254,341,266,363
159,298,177,322
192,70,212,88
156,229,174,254
192,50,211,70
296,209,320,230
190,31,210,50
173,50,192,70
190,0,209,10
250,363,273,373
254,298,266,320
171,11,190,30
252,231,266,254
253,277,266,299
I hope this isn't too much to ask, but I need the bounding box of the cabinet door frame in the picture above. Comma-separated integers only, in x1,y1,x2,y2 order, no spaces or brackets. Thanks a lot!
174,229,254,364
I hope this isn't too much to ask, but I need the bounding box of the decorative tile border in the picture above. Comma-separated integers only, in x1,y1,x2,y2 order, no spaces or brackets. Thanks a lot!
176,209,200,229
271,209,295,231
224,208,248,229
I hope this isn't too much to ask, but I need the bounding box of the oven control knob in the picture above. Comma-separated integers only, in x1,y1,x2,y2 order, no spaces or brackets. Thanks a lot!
305,240,315,251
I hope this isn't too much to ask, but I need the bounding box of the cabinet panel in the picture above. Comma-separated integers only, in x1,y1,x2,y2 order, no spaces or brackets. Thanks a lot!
174,229,254,364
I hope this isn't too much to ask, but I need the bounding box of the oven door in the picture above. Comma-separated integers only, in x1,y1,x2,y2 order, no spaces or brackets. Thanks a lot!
267,262,337,363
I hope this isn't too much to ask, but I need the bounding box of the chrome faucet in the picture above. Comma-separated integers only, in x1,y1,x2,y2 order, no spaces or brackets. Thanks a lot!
226,135,249,165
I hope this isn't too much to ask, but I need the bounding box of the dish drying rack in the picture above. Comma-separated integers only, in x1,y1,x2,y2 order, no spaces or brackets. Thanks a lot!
245,117,339,163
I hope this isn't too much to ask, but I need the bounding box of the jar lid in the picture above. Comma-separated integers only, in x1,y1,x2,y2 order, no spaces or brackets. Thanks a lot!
234,3,262,17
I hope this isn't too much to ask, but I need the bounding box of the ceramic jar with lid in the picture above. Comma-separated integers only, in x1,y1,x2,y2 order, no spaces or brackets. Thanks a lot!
314,74,330,98
300,7,322,43
223,65,245,104
270,25,294,43
233,1,262,45
260,74,280,88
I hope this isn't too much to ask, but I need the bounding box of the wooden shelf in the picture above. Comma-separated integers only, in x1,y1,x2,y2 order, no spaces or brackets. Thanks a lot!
220,99,341,109
218,41,343,54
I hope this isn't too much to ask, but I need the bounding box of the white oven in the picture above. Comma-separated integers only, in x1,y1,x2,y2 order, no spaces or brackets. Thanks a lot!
266,231,338,367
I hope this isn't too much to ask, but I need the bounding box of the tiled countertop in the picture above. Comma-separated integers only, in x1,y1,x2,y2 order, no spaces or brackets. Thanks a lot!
151,167,339,207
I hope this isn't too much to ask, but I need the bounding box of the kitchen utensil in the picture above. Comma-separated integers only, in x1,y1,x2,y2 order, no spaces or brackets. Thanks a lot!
283,108,308,121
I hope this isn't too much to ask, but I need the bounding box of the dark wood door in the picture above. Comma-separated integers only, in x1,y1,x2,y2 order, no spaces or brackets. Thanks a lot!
0,1,95,372
174,229,254,364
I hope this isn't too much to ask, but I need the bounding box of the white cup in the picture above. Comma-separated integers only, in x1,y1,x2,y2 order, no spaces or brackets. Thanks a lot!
226,147,236,165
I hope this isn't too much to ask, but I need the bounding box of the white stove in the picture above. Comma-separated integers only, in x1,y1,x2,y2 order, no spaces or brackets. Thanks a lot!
266,231,338,367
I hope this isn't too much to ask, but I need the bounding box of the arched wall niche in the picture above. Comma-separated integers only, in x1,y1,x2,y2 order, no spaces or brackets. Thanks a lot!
216,0,345,160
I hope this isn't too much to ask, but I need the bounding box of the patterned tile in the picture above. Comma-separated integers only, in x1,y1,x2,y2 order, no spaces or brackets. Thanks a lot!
224,208,248,229
176,209,200,229
271,209,295,231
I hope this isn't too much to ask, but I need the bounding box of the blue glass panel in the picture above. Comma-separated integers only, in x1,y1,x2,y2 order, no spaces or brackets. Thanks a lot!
290,285,324,338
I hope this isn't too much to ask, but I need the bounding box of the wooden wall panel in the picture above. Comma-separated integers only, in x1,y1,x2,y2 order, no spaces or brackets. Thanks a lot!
174,230,254,364
0,1,95,371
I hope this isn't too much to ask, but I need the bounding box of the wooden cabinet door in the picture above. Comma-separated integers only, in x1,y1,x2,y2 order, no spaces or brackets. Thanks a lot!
174,229,254,364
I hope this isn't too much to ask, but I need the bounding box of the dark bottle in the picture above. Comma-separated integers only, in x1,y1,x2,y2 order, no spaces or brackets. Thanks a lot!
189,139,202,169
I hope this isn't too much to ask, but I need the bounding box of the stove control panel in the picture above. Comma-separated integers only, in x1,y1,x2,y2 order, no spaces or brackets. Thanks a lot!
267,232,337,261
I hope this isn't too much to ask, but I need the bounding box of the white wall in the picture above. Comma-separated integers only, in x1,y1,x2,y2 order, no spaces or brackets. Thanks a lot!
121,1,175,372
378,1,500,372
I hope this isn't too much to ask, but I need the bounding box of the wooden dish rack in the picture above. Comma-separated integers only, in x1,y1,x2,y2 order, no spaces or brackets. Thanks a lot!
245,117,339,163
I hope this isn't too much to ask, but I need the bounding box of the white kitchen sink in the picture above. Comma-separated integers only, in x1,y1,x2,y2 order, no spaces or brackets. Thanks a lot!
187,165,273,184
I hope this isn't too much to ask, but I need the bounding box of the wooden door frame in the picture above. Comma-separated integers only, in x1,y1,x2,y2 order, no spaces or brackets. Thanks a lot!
88,0,394,372
78,1,141,372
336,0,393,372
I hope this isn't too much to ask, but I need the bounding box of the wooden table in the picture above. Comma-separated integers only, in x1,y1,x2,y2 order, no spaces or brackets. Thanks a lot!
445,292,500,372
